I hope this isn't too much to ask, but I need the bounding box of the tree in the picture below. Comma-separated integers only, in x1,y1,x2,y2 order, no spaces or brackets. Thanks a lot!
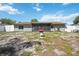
31,19,38,22
0,18,16,25
73,16,79,24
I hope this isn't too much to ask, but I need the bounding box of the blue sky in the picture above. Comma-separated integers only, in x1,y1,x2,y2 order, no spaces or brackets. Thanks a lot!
0,3,79,24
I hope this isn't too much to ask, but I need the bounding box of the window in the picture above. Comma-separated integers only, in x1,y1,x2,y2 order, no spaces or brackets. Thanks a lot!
19,26,24,29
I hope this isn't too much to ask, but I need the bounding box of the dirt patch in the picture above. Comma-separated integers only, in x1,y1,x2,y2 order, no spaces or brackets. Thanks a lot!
0,37,42,56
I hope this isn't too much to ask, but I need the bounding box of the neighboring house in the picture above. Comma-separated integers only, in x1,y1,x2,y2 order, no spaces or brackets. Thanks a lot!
14,22,66,32
0,24,14,32
72,24,79,32
65,26,75,32
65,24,79,32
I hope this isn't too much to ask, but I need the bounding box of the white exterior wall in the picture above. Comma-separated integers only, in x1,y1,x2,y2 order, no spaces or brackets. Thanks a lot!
23,26,32,31
5,25,14,32
51,28,65,31
75,25,79,30
60,28,65,31
15,28,32,31
0,25,5,31
23,28,32,31
14,26,32,31
65,26,75,32
51,28,55,31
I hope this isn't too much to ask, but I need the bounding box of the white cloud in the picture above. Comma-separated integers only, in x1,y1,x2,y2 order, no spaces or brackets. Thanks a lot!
33,3,42,12
33,7,41,11
0,4,24,15
62,3,71,5
40,13,79,24
8,3,13,5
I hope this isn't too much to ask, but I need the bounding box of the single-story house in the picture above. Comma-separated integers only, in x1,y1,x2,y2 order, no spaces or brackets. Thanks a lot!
14,22,66,32
65,24,79,32
65,26,75,32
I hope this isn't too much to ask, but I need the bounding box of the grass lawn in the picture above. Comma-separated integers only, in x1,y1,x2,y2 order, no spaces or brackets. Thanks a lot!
0,31,79,56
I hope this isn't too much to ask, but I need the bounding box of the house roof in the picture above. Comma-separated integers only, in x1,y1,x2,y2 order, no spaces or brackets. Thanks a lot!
15,22,32,26
15,22,65,26
32,22,51,25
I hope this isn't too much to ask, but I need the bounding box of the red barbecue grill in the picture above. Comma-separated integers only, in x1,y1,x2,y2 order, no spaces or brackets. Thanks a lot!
38,27,44,32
